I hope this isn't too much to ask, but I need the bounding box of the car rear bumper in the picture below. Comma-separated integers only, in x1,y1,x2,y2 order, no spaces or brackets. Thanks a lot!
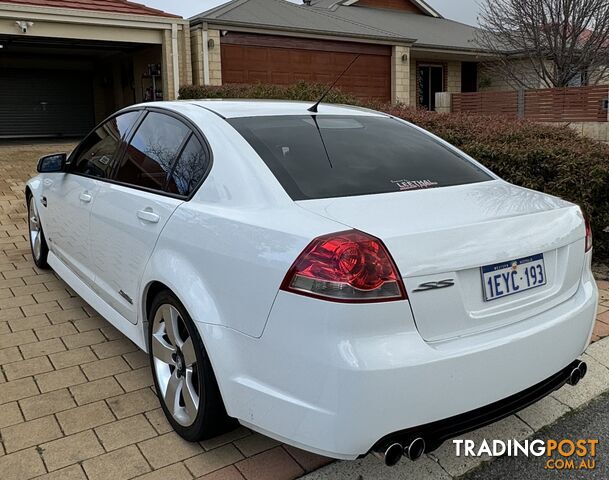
199,265,597,460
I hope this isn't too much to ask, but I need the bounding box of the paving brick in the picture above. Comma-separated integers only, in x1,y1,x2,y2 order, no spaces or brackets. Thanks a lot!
91,338,138,359
19,388,76,420
115,366,154,392
33,465,87,480
283,445,333,473
139,431,203,469
81,356,131,381
57,297,88,310
0,448,46,480
0,402,24,428
135,463,194,480
1,415,63,453
0,330,37,349
20,338,65,359
100,325,123,342
0,346,23,365
47,308,88,325
62,330,106,350
0,377,39,404
235,447,304,480
3,355,53,380
83,445,151,480
34,322,78,341
145,408,174,435
199,465,245,480
0,307,26,321
72,316,107,333
23,273,56,285
107,388,160,418
185,444,244,477
41,430,104,471
22,301,62,317
8,314,50,332
234,433,282,457
34,289,71,304
94,414,157,451
201,427,251,451
48,347,96,370
56,400,115,435
10,283,48,297
123,350,149,369
70,376,124,405
35,366,87,392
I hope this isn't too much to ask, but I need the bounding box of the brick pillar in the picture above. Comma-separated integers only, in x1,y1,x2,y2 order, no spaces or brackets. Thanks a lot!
207,29,222,86
161,29,176,100
179,25,192,87
191,26,204,86
391,45,410,104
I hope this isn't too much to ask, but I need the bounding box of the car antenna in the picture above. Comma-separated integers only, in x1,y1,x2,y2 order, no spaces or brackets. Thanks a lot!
308,54,360,113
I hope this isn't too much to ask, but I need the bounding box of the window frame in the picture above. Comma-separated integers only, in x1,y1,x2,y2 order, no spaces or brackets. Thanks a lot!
67,106,214,201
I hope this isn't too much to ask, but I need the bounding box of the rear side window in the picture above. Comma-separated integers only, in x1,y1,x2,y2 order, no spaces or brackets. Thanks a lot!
229,115,491,200
166,135,209,197
114,112,190,192
71,111,140,179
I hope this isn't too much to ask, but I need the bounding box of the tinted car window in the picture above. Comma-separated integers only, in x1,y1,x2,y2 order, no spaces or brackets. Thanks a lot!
166,135,209,196
114,112,190,192
71,111,140,179
229,115,492,200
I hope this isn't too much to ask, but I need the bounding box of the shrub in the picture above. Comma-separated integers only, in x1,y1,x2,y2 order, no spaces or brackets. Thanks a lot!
179,81,609,261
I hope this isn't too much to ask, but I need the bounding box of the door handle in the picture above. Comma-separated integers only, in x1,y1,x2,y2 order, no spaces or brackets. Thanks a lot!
79,192,92,203
137,209,160,224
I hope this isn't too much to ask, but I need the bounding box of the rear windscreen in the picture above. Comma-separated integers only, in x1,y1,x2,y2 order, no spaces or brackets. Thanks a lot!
229,115,492,201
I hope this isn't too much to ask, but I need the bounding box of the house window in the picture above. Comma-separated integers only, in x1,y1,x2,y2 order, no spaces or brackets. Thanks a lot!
461,62,478,93
417,64,444,110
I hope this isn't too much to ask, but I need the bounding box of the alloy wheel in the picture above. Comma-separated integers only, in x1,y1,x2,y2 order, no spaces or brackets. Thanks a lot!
28,197,42,262
151,304,200,427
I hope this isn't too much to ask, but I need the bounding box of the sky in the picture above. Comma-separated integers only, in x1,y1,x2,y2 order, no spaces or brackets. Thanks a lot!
144,0,481,26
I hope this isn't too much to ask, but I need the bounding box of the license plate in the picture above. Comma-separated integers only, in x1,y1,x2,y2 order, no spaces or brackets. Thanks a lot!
481,254,546,302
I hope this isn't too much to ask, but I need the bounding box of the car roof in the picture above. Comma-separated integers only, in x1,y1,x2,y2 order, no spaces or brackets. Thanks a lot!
143,99,387,119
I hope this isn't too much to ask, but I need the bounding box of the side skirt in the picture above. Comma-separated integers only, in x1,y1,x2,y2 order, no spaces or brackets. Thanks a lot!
48,252,147,352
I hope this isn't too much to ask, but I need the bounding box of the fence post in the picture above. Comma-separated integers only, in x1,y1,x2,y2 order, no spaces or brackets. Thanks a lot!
517,88,525,119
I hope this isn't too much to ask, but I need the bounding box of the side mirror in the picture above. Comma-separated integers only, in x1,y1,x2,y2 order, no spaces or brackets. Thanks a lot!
37,153,67,173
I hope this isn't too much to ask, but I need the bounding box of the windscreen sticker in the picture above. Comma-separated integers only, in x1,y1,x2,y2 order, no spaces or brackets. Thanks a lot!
391,179,439,191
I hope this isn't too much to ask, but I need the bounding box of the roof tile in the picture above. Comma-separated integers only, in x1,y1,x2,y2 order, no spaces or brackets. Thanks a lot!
0,0,181,18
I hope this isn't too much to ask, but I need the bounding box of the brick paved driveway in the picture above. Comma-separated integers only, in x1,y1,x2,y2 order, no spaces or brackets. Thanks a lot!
0,141,607,480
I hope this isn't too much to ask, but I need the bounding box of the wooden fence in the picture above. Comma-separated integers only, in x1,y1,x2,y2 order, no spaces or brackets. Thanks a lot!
451,85,609,122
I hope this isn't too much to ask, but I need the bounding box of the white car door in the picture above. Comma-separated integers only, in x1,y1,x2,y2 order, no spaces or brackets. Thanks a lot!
42,111,141,285
89,110,210,325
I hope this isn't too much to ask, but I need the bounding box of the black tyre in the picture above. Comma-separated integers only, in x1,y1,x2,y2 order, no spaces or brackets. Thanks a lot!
27,195,49,269
148,290,234,441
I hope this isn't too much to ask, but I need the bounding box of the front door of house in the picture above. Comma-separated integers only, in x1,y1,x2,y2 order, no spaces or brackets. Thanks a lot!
418,65,444,111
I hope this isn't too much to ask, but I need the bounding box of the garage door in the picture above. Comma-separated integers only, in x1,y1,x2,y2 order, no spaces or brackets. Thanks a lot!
221,33,392,102
0,69,94,138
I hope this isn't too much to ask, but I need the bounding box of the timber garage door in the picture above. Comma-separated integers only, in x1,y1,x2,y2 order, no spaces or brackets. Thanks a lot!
0,69,94,138
221,33,392,102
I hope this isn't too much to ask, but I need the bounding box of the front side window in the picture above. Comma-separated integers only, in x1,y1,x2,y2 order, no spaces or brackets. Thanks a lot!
113,112,190,192
71,111,140,179
229,115,492,201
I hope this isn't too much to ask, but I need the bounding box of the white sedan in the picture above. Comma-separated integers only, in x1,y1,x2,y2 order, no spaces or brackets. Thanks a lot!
26,100,597,466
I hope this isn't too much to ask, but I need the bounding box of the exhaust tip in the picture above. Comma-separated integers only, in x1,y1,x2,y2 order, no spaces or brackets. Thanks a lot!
404,437,426,460
567,367,582,386
373,443,403,467
577,361,588,379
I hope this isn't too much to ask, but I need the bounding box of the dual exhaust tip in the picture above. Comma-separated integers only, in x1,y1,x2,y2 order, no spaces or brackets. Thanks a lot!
374,360,588,468
567,360,587,386
374,438,426,467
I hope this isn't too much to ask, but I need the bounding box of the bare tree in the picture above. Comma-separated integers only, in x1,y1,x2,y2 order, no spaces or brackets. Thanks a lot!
476,0,609,89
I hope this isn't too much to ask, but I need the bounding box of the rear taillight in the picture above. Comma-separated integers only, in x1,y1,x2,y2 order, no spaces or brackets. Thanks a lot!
585,215,593,253
280,230,407,303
